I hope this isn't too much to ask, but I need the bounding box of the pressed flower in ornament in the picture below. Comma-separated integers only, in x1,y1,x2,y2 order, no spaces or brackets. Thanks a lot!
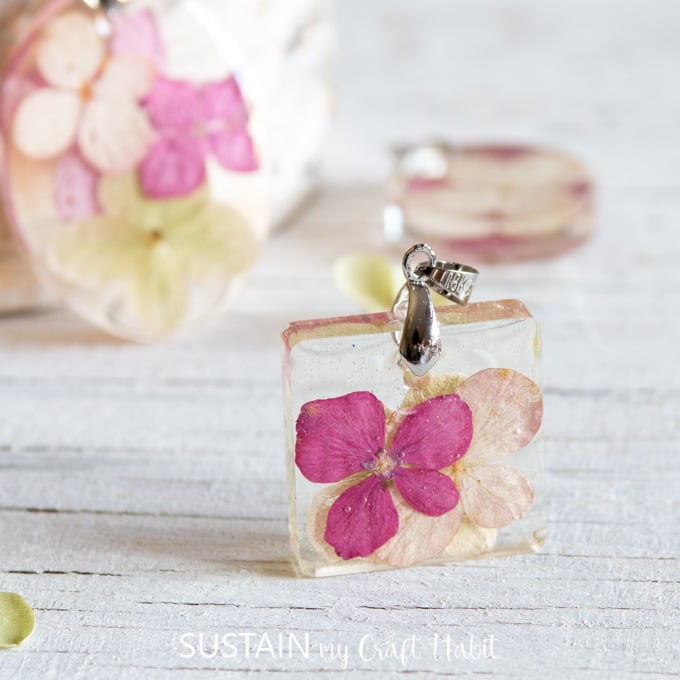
1,0,270,340
0,0,271,340
283,244,545,576
385,141,595,263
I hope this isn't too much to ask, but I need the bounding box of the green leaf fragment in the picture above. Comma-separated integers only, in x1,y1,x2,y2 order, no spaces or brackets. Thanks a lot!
0,593,35,650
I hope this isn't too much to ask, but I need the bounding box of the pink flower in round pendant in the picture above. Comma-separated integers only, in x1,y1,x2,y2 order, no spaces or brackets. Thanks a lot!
295,392,473,559
139,75,258,199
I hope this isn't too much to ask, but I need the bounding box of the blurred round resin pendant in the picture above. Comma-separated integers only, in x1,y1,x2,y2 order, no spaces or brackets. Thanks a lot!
0,0,55,313
0,208,53,313
1,0,269,341
386,142,595,263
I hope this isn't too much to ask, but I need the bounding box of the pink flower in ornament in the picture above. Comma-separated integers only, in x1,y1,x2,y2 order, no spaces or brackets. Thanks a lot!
11,11,154,174
110,9,167,70
299,368,543,568
139,76,258,199
453,369,543,528
295,392,473,560
54,151,100,222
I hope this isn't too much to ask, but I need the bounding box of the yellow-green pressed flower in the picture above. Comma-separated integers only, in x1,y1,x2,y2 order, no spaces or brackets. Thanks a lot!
334,252,450,312
53,173,258,337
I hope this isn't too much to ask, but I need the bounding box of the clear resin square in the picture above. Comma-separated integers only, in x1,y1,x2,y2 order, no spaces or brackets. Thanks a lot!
282,299,545,577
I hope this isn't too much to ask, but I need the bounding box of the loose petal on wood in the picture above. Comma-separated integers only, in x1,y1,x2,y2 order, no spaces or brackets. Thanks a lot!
333,253,399,312
0,593,35,650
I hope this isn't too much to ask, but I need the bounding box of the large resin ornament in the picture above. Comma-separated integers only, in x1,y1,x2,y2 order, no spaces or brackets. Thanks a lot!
0,0,334,338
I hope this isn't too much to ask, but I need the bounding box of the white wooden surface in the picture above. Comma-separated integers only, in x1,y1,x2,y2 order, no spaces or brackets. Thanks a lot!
1,0,679,677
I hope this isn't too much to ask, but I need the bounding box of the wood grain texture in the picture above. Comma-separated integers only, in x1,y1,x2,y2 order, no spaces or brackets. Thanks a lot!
1,0,679,678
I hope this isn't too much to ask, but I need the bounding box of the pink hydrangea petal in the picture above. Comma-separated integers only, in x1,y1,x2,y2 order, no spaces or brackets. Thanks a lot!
307,479,356,563
459,464,534,528
110,9,167,70
78,99,153,174
143,77,202,131
456,369,543,464
12,88,80,159
201,76,248,126
375,498,463,568
324,476,398,560
54,152,99,222
37,12,104,90
295,391,385,484
389,394,473,469
139,134,206,199
392,467,460,516
208,129,258,173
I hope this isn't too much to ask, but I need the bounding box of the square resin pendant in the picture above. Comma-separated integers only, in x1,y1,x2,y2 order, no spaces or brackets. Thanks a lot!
282,299,545,577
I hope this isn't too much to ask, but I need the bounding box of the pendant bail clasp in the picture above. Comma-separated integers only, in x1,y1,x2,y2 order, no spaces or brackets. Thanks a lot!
393,244,479,376
397,244,440,376
82,0,126,13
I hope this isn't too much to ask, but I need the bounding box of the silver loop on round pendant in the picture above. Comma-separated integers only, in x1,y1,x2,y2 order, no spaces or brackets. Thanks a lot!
393,244,479,376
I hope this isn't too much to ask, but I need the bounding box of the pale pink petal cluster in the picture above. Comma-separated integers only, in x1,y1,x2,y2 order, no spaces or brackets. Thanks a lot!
454,369,542,527
12,12,154,175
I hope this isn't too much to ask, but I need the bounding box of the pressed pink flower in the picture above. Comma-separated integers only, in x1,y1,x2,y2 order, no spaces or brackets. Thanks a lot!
295,391,473,560
453,369,543,528
11,11,154,174
54,151,99,223
110,10,167,70
139,76,258,199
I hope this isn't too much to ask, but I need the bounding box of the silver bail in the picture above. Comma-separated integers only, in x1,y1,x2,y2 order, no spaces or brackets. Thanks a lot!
82,0,123,11
393,243,478,377
399,280,441,376
396,244,442,376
